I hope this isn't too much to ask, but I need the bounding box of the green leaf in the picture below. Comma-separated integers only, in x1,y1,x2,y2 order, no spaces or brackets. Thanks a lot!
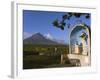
60,26,64,30
62,14,68,20
52,19,59,27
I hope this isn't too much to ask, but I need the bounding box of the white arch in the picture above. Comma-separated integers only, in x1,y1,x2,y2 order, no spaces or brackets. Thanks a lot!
68,24,91,65
68,23,91,65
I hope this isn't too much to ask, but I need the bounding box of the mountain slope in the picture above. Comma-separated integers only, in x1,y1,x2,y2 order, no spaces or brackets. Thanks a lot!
23,33,59,45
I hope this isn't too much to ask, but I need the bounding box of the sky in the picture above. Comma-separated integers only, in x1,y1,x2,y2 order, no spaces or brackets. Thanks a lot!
23,10,91,44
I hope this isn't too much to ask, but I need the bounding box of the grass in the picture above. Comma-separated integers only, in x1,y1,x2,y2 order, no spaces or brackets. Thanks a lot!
23,44,73,69
23,55,61,69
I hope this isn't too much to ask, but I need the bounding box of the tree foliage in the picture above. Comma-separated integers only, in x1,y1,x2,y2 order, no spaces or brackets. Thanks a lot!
52,12,90,30
80,32,88,41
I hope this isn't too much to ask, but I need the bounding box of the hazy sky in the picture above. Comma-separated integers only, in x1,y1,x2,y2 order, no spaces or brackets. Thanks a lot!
23,10,91,44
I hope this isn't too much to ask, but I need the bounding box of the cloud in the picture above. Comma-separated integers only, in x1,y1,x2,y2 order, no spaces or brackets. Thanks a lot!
44,33,53,40
23,32,32,39
44,33,67,44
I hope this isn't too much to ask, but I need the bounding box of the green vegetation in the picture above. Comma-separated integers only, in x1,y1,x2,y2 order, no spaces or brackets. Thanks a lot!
23,44,69,55
52,13,90,30
23,44,72,69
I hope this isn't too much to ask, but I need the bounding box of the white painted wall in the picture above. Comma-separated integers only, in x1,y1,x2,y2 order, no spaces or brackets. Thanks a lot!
0,0,99,80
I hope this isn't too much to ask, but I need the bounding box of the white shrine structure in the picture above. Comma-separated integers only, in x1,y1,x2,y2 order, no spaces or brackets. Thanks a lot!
68,23,91,66
80,32,88,55
73,41,80,54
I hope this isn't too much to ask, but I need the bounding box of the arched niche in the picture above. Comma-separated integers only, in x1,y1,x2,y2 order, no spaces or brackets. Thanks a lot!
69,23,91,57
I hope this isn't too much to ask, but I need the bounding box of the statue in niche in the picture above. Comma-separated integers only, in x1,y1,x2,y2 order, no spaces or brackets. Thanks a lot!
80,32,88,55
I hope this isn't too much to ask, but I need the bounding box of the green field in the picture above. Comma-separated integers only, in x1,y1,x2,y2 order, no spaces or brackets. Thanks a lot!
23,44,73,69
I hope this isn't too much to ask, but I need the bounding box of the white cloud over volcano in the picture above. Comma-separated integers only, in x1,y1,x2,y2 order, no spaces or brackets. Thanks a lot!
44,33,54,40
24,32,32,39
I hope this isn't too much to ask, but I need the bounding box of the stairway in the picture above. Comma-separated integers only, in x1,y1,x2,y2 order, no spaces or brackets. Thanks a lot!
67,54,90,66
